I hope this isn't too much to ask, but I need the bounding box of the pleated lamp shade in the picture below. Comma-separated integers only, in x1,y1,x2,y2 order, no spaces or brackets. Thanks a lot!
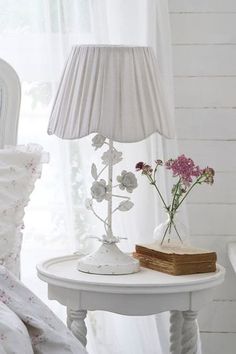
48,45,175,142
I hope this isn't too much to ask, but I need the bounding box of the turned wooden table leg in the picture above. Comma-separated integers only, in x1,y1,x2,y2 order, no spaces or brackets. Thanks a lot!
181,310,198,354
170,310,183,354
67,307,72,329
67,308,87,347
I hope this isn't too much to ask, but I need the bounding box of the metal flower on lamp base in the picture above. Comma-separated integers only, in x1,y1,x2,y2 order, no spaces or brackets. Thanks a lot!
77,134,139,275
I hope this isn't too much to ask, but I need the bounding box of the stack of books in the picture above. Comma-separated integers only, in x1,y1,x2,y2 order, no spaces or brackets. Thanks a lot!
133,243,217,275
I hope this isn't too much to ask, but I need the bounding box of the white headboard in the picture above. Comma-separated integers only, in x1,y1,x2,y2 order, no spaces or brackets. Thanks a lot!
0,59,21,148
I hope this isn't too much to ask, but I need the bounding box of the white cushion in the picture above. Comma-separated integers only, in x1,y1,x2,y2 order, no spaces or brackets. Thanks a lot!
0,144,48,276
0,267,87,354
0,301,33,354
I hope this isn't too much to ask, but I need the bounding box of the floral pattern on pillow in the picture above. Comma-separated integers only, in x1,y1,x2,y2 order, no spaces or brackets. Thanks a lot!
0,267,87,354
0,144,48,277
0,300,33,354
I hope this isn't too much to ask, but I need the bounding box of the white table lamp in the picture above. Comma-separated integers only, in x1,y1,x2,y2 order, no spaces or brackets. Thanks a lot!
48,45,174,275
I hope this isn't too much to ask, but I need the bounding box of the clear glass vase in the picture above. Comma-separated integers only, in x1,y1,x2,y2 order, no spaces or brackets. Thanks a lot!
153,214,189,249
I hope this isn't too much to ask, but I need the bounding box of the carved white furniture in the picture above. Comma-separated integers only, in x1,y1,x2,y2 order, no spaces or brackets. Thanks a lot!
0,58,21,148
37,254,225,354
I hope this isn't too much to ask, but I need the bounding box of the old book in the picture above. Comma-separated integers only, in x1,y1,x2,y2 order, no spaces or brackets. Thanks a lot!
134,243,217,275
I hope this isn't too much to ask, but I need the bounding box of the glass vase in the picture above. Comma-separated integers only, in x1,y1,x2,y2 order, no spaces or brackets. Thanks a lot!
153,214,189,249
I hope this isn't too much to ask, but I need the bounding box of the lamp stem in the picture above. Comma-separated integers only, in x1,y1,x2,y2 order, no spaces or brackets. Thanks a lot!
107,138,113,241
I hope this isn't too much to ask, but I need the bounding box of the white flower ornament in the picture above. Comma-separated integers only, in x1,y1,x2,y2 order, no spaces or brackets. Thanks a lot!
102,149,122,165
117,170,137,193
86,136,138,242
91,179,109,202
92,134,106,149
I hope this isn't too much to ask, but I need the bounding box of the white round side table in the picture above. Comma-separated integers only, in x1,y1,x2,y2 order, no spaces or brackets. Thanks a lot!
37,254,225,354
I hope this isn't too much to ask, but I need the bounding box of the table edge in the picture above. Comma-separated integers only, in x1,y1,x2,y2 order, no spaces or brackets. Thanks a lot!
36,254,225,294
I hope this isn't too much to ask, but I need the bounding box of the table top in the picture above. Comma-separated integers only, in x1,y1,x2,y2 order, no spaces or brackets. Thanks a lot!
37,254,225,295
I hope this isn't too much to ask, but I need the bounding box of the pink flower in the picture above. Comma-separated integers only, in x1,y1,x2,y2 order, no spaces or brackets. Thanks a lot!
165,155,202,186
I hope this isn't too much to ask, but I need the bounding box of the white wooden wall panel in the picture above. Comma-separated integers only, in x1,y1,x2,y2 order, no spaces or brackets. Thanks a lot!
173,45,236,76
175,77,236,107
198,301,236,332
188,204,236,235
169,1,236,351
169,0,236,13
171,14,236,44
176,109,236,140
190,235,236,299
178,141,236,172
200,333,236,354
187,173,236,204
190,236,236,266
215,268,236,300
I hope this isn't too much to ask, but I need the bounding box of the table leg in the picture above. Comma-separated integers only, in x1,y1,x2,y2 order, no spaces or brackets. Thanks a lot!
67,307,72,329
170,310,183,354
181,310,198,354
67,308,87,347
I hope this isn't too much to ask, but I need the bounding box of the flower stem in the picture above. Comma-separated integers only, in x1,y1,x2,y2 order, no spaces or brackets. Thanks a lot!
111,194,130,200
175,175,203,211
91,206,108,228
97,165,108,179
172,220,183,243
170,178,181,214
160,223,170,245
107,139,113,240
148,175,169,211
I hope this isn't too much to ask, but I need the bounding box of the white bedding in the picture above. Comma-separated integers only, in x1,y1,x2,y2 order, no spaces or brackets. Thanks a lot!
0,266,87,354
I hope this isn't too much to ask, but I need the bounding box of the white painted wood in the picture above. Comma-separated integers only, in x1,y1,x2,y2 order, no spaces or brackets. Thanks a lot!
186,173,236,204
181,311,198,354
169,0,236,13
37,254,225,294
176,109,236,140
170,311,183,354
190,236,236,268
212,266,236,300
187,204,236,235
200,333,236,354
173,45,236,76
37,255,224,350
198,301,236,332
178,140,236,171
68,309,87,347
171,14,236,44
228,243,236,273
188,235,236,300
170,3,236,352
175,77,236,108
0,58,21,147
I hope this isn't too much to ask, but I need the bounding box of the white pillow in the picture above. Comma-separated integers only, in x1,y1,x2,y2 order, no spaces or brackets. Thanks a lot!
0,144,48,277
0,266,87,354
0,301,33,354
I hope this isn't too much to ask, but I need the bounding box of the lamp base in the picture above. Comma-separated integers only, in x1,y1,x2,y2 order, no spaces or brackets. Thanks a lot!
77,243,140,275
